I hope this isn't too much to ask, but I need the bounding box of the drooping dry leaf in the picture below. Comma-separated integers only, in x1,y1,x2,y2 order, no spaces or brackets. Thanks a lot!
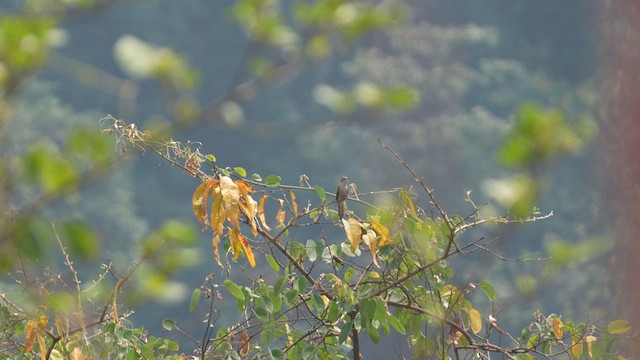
192,179,217,228
342,218,362,253
290,191,298,219
585,335,597,358
469,308,482,334
37,333,46,360
238,231,256,267
552,317,563,339
211,190,225,237
258,194,271,231
212,234,222,267
276,199,286,227
229,227,243,261
571,338,583,358
238,181,258,235
220,176,240,226
362,229,380,267
239,330,250,357
371,220,391,247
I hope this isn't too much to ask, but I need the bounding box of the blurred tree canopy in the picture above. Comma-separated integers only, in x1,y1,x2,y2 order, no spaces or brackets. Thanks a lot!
0,0,634,359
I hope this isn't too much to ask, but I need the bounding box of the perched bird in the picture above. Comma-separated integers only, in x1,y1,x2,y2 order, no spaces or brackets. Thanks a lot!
336,176,349,218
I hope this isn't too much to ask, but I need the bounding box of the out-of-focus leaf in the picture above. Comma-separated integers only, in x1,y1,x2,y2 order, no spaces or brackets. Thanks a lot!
339,317,352,344
60,220,99,259
552,317,563,339
371,220,391,247
399,190,417,219
362,229,379,267
24,319,38,353
189,288,201,312
162,319,175,331
607,319,631,334
585,335,597,357
306,239,317,262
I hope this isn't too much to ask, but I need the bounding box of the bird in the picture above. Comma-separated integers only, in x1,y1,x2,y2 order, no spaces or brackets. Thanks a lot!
336,176,349,218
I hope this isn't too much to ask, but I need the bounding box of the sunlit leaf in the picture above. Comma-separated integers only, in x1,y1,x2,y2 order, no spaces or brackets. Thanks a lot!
362,229,379,267
571,338,583,358
234,167,247,177
265,175,281,187
238,231,256,267
192,179,217,227
212,234,222,267
290,191,298,219
371,220,391,247
258,194,271,231
552,317,563,339
400,190,417,219
276,199,286,227
585,335,597,357
238,181,258,236
220,176,241,226
342,218,362,253
469,308,482,334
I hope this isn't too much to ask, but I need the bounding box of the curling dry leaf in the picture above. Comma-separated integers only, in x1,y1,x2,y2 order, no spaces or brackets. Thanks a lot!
276,199,286,227
342,218,362,253
362,228,380,267
220,176,240,226
237,180,258,235
552,317,563,339
469,308,482,334
192,179,218,228
371,220,391,247
239,330,250,357
258,194,271,231
24,319,38,353
290,191,298,219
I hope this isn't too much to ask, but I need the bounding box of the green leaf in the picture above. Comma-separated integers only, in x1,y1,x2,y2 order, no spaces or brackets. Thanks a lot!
269,348,285,360
234,167,247,177
266,254,280,273
252,173,262,181
344,267,355,282
306,239,317,262
294,277,308,293
315,186,326,202
265,175,281,187
339,317,353,344
205,154,217,162
189,288,201,312
274,276,286,295
388,314,406,335
254,306,269,320
479,280,497,302
223,279,245,301
162,319,175,331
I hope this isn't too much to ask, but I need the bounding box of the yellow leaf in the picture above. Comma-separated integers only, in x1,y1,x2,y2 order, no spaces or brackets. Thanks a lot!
571,339,583,358
238,231,256,267
342,218,362,253
238,182,258,236
441,284,463,305
192,179,217,227
371,220,391,247
220,176,240,226
552,317,563,339
229,227,243,261
276,199,286,227
70,347,85,360
585,335,597,358
290,191,298,220
258,194,271,231
469,308,482,334
37,333,46,360
24,319,38,353
607,319,631,334
362,229,380,267
211,190,225,237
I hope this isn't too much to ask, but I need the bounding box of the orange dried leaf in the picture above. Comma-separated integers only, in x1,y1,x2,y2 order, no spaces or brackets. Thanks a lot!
70,347,85,360
239,330,250,357
343,218,362,253
239,232,256,267
37,333,46,360
552,318,563,339
571,339,583,358
229,227,243,261
220,176,240,226
24,319,38,353
258,194,271,231
276,199,286,227
371,220,391,247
